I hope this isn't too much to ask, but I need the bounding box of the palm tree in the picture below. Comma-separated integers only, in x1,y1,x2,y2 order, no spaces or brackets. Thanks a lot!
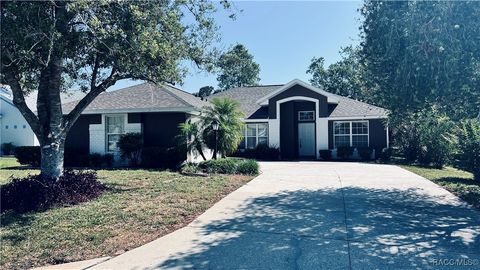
177,121,207,161
202,98,244,158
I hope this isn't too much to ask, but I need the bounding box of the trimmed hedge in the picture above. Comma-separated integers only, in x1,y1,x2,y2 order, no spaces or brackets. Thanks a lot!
1,171,106,213
141,147,185,169
198,158,259,175
319,150,332,160
358,147,373,161
64,151,113,168
14,146,41,166
233,144,280,161
337,146,354,160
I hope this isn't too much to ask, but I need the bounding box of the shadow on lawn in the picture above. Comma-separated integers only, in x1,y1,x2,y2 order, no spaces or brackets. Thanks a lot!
156,187,480,269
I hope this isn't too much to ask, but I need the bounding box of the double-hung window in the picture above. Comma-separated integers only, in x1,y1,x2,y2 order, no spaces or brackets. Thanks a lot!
242,123,268,149
333,121,369,148
106,115,125,152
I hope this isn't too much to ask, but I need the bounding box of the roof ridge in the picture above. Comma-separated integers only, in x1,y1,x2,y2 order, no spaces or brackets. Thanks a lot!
160,84,196,108
212,84,284,96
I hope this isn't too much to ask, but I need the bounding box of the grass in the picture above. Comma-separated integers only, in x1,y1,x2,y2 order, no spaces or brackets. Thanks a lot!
401,165,479,209
0,157,254,269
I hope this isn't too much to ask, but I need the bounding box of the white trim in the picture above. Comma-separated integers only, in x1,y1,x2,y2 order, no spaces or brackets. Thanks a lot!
333,120,369,148
275,96,322,159
386,124,390,148
327,115,387,120
243,122,269,149
105,114,127,154
298,110,315,121
257,79,339,105
243,118,269,123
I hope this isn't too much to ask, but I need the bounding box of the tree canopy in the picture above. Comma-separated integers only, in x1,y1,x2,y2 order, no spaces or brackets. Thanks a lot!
307,46,369,101
360,0,480,120
216,44,260,90
198,86,214,98
0,0,230,178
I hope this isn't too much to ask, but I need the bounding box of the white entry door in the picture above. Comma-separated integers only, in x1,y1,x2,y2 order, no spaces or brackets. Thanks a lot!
298,122,315,157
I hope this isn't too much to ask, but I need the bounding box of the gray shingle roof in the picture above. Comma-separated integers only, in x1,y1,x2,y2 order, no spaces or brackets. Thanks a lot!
210,85,283,119
62,83,208,114
211,84,387,119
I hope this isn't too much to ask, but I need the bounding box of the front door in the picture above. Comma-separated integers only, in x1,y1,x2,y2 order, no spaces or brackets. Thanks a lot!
298,122,315,157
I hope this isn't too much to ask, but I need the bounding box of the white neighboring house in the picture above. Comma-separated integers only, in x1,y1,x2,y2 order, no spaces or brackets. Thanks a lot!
0,86,85,154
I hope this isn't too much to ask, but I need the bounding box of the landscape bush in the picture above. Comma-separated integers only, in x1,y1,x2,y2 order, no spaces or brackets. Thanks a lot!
1,171,106,213
180,162,201,174
1,142,15,155
416,112,456,168
336,146,354,160
118,133,143,166
141,147,185,169
376,148,392,162
64,151,113,168
319,150,332,160
14,146,41,166
235,144,280,161
199,158,259,175
457,119,480,180
236,159,259,175
358,147,373,160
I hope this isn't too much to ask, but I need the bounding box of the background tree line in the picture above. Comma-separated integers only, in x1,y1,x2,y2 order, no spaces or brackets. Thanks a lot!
308,0,480,177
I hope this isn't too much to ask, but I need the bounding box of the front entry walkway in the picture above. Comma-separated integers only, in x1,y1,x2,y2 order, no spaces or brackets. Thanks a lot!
93,162,480,269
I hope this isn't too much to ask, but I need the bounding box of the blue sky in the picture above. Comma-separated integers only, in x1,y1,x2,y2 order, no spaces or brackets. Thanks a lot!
112,1,362,93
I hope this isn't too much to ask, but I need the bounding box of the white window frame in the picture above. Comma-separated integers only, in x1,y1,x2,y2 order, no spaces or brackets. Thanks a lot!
244,123,269,149
298,111,315,121
105,114,126,153
333,120,369,148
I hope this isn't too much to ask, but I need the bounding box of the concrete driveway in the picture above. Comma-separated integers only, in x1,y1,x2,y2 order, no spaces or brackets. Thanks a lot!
93,162,480,270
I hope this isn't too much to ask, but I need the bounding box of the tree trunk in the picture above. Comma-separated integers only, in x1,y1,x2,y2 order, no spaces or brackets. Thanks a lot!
40,137,65,179
197,146,207,161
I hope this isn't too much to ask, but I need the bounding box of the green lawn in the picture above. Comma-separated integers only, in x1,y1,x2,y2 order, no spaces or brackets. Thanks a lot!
0,157,254,269
401,165,479,209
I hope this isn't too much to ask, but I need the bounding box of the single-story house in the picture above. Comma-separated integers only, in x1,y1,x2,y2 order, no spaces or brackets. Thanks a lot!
62,79,388,161
212,79,389,159
62,83,212,162
0,86,84,153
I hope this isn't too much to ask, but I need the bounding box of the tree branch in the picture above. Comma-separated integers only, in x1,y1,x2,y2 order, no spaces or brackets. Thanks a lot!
3,66,43,140
62,68,120,133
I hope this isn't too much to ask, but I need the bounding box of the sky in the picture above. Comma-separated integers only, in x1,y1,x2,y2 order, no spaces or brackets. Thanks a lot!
111,1,363,93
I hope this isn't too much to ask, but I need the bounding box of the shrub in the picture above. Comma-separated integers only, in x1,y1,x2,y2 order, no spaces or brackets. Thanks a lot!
14,146,41,166
198,158,259,175
358,147,373,160
64,152,113,168
1,143,15,155
141,147,185,169
457,119,480,180
394,108,455,168
336,146,354,160
233,145,280,161
180,162,200,174
236,159,259,175
416,112,456,168
200,158,238,174
376,148,392,162
319,150,331,160
1,171,106,213
118,133,143,166
252,144,280,160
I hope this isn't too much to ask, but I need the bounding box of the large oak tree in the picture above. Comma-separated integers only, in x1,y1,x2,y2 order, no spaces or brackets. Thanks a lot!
1,0,230,179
